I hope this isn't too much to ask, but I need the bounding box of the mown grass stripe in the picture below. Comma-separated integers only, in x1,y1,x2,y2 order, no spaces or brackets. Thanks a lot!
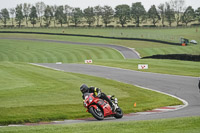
1,48,30,62
0,52,10,61
53,50,69,63
66,50,79,63
40,50,57,63
69,50,84,62
82,47,102,59
97,47,114,59
60,51,75,63
51,50,68,63
15,51,30,62
17,51,34,62
0,39,123,63
75,49,92,60
1,51,18,62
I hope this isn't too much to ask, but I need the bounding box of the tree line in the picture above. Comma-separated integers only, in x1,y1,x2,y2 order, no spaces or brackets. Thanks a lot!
0,0,200,28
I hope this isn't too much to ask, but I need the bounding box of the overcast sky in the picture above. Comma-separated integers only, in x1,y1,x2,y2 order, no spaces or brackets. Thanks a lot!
0,0,199,10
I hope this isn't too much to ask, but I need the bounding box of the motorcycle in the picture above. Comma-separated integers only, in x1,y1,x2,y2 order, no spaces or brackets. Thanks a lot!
83,93,123,120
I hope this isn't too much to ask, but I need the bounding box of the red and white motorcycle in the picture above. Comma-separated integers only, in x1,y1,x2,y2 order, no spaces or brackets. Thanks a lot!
83,93,123,120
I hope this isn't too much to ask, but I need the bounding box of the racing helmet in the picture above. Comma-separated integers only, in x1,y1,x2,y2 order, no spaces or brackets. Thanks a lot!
80,84,89,93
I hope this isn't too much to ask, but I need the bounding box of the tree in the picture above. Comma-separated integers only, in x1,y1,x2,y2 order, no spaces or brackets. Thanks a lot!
170,0,186,26
35,2,46,27
0,8,10,27
9,8,15,26
94,5,102,26
15,4,24,27
84,7,95,27
50,5,57,27
182,6,195,26
148,5,160,26
29,6,37,27
131,2,146,27
71,8,83,27
115,4,130,27
43,5,53,27
195,7,200,23
23,3,31,27
64,5,73,26
158,3,166,27
0,13,1,22
165,2,175,27
101,5,114,27
55,6,66,27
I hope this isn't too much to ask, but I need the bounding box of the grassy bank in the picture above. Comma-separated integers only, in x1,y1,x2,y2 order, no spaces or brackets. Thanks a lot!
92,59,200,77
1,27,200,43
1,117,200,133
0,33,199,57
0,62,182,125
0,39,123,63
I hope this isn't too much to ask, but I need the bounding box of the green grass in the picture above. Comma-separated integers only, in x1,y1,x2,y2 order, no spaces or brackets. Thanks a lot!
1,27,200,43
0,33,172,48
0,29,198,128
0,37,199,77
91,59,200,77
0,33,199,58
136,45,200,57
0,39,123,63
1,117,200,133
0,62,182,125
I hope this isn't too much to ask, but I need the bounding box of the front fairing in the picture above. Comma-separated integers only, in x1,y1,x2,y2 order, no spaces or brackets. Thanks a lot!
83,93,95,107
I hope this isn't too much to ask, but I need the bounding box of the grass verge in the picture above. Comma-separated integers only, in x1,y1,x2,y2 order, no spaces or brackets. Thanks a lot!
90,59,200,77
0,62,182,125
0,117,200,133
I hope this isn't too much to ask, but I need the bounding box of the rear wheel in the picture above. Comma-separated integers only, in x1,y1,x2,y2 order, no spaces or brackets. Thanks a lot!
89,106,104,120
114,107,123,119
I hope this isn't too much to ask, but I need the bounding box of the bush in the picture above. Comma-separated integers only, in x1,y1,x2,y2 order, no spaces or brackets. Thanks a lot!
127,25,135,27
142,25,156,27
143,54,200,61
96,25,103,27
106,25,115,28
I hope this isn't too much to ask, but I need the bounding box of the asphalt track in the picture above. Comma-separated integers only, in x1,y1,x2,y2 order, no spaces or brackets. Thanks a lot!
0,37,140,59
33,63,200,124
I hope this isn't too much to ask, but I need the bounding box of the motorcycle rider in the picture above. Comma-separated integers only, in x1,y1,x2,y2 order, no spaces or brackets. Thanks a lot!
80,84,116,112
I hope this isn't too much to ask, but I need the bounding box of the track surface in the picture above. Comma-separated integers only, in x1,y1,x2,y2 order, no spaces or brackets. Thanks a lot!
0,37,140,59
34,63,200,124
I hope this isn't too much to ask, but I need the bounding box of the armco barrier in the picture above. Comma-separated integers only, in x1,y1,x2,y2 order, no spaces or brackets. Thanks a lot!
143,54,200,61
0,31,181,46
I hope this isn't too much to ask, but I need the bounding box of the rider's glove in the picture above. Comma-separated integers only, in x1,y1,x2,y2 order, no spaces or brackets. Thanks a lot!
97,91,101,97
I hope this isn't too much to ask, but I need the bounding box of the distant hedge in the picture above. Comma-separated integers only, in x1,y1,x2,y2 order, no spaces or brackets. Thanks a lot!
143,54,200,61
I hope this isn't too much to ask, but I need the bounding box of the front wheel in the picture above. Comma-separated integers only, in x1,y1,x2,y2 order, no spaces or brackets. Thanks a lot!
114,107,123,119
89,106,104,120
